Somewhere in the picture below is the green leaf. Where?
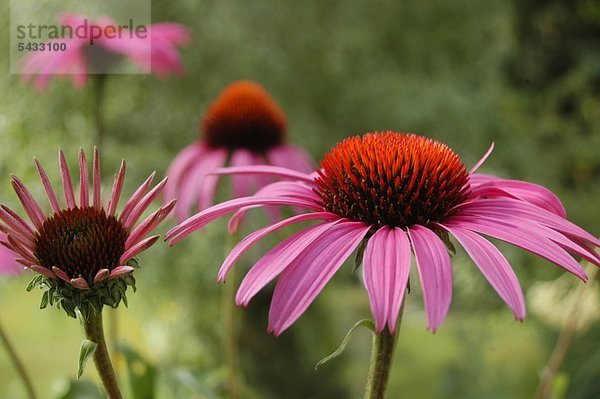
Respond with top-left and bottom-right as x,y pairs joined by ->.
315,319 -> 375,370
26,275 -> 42,292
77,339 -> 97,379
57,378 -> 103,399
40,290 -> 49,309
118,344 -> 156,399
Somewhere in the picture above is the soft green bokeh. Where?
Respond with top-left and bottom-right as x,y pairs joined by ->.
1,0 -> 599,398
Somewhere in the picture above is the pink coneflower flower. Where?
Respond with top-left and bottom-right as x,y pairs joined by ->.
0,233 -> 22,275
0,147 -> 174,317
22,13 -> 190,90
166,132 -> 600,336
165,80 -> 315,222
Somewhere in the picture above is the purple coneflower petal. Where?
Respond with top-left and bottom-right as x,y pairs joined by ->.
236,221 -> 339,306
230,149 -> 256,199
92,147 -> 101,209
167,195 -> 323,245
218,212 -> 335,283
363,227 -> 411,333
120,171 -> 156,223
52,266 -> 71,283
70,277 -> 89,289
59,149 -> 76,209
108,160 -> 126,216
3,236 -> 37,265
268,221 -> 370,335
29,265 -> 55,278
93,268 -> 110,284
408,225 -> 453,332
440,224 -> 526,320
126,200 -> 176,249
469,142 -> 494,174
123,177 -> 168,230
34,158 -> 61,213
267,145 -> 315,174
164,142 -> 205,202
198,151 -> 228,211
446,215 -> 587,280
11,176 -> 46,230
119,235 -> 160,264
0,206 -> 35,238
78,149 -> 89,207
211,165 -> 314,184
109,265 -> 135,279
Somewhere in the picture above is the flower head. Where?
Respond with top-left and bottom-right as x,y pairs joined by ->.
0,147 -> 174,318
22,14 -> 190,90
165,80 -> 314,222
166,131 -> 600,335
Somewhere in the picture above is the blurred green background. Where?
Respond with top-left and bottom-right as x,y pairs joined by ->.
1,0 -> 600,398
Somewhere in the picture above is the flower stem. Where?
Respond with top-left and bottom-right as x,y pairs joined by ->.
0,316 -> 37,399
364,306 -> 403,399
222,230 -> 241,399
93,74 -> 106,149
534,263 -> 599,399
83,312 -> 122,399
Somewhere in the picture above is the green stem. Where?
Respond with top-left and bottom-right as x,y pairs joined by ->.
0,316 -> 37,399
364,307 -> 403,399
93,74 -> 106,149
222,231 -> 241,399
83,312 -> 122,399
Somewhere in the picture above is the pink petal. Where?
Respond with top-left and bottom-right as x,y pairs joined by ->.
211,165 -> 315,184
167,195 -> 323,245
407,225 -> 453,332
267,145 -> 315,174
109,265 -> 135,279
93,147 -> 102,209
30,265 -> 56,279
5,234 -> 37,265
197,149 -> 228,212
93,268 -> 110,284
0,206 -> 35,239
126,200 -> 176,249
70,277 -> 89,289
34,158 -> 61,213
218,212 -> 336,283
52,266 -> 71,283
78,149 -> 89,208
363,227 -> 411,333
108,160 -> 127,216
11,176 -> 46,230
230,149 -> 256,199
119,235 -> 159,264
123,177 -> 168,230
267,221 -> 370,335
119,171 -> 156,223
469,142 -> 495,174
441,224 -> 526,320
59,149 -> 76,209
164,142 -> 204,202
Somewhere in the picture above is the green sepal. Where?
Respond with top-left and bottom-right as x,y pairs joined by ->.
315,319 -> 375,370
437,231 -> 456,255
77,339 -> 98,379
353,238 -> 369,273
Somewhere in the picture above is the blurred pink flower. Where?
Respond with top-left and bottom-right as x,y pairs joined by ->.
165,80 -> 315,223
166,132 -> 600,336
22,13 -> 190,90
0,147 -> 174,290
0,232 -> 22,275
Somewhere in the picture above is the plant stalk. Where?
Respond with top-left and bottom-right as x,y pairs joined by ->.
0,316 -> 38,399
93,74 -> 106,149
222,230 -> 241,399
83,312 -> 122,399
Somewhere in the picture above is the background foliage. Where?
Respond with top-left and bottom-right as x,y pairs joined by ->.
1,0 -> 599,398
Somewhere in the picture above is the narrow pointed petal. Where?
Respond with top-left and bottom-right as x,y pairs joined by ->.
218,212 -> 335,283
0,205 -> 35,237
93,268 -> 110,284
363,227 -> 411,333
108,160 -> 127,216
164,142 -> 204,202
59,149 -> 76,209
123,177 -> 168,230
93,147 -> 101,209
442,224 -> 526,320
30,265 -> 56,279
52,266 -> 71,283
469,142 -> 494,174
5,234 -> 37,264
230,149 -> 256,198
119,235 -> 160,264
236,221 -> 339,306
34,158 -> 61,212
109,265 -> 135,279
119,171 -> 156,223
407,225 -> 453,332
198,150 -> 227,211
126,200 -> 176,249
166,195 -> 322,245
211,165 -> 315,183
11,176 -> 45,229
268,221 -> 370,335
78,148 -> 89,208
70,277 -> 89,289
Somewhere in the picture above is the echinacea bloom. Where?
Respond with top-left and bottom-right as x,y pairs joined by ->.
22,13 -> 190,90
164,80 -> 314,222
0,147 -> 175,318
167,132 -> 600,335
0,233 -> 22,275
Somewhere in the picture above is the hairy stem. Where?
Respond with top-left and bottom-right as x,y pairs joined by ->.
364,306 -> 403,399
0,316 -> 37,399
83,312 -> 122,399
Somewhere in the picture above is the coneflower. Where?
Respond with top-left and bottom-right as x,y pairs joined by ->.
166,131 -> 600,399
0,147 -> 174,399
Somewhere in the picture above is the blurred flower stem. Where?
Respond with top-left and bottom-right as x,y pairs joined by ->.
83,312 -> 122,399
364,305 -> 403,399
93,74 -> 107,150
0,316 -> 38,399
534,262 -> 599,399
222,230 -> 241,399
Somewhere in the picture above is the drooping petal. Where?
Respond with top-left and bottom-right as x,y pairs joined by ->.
109,265 -> 135,279
10,176 -> 46,230
30,265 -> 56,279
267,145 -> 315,174
59,149 -> 76,209
211,165 -> 315,184
0,205 -> 35,238
362,227 -> 411,333
218,212 -> 335,283
407,225 -> 453,332
268,221 -> 370,335
440,224 -> 526,320
197,150 -> 228,211
164,142 -> 205,202
230,149 -> 256,198
34,158 -> 61,213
